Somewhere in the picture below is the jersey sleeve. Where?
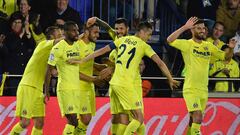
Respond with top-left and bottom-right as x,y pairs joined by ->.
48,46 -> 61,66
210,44 -> 225,61
169,39 -> 190,52
144,43 -> 156,58
108,28 -> 117,40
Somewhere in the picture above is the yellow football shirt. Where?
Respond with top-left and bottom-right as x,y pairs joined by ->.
206,37 -> 225,64
77,40 -> 95,90
109,36 -> 156,87
169,39 -> 225,91
19,40 -> 55,91
209,59 -> 239,92
48,40 -> 80,90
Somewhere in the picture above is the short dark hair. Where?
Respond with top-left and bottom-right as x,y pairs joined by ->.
221,44 -> 229,51
115,18 -> 128,27
213,21 -> 225,29
84,22 -> 99,31
45,26 -> 59,40
63,21 -> 77,31
137,21 -> 152,31
194,19 -> 205,26
17,0 -> 31,6
8,12 -> 24,25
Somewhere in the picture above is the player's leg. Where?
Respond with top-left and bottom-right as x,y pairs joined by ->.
183,91 -> 203,135
57,90 -> 80,135
32,117 -> 44,135
31,89 -> 45,135
111,85 -> 143,135
136,86 -> 145,135
75,90 -> 92,135
124,109 -> 143,135
10,117 -> 30,135
64,114 -> 78,135
10,85 -> 33,134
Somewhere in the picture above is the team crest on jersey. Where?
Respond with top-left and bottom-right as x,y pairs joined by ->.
193,103 -> 198,108
203,46 -> 208,51
82,107 -> 87,112
68,106 -> 74,111
22,109 -> 27,115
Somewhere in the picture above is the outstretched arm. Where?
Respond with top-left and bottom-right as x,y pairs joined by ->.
151,54 -> 180,90
167,17 -> 198,43
68,45 -> 112,64
225,38 -> 237,60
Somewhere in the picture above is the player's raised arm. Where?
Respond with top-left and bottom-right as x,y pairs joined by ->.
225,38 -> 237,60
167,17 -> 198,43
68,45 -> 112,64
151,54 -> 180,90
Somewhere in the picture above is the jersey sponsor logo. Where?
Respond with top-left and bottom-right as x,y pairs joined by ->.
67,52 -> 80,58
193,49 -> 210,57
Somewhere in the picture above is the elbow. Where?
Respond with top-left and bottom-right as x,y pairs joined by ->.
166,37 -> 172,44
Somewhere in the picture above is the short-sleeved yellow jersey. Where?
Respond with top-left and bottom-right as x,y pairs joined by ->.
206,37 -> 225,64
20,40 -> 55,91
109,36 -> 156,87
169,39 -> 225,91
48,40 -> 80,90
209,59 -> 239,92
77,40 -> 96,90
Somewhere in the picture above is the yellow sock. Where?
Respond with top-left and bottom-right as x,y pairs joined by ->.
116,123 -> 127,135
186,126 -> 191,135
10,123 -> 24,135
136,123 -> 145,135
124,119 -> 141,135
75,120 -> 87,135
31,127 -> 43,135
191,123 -> 201,135
63,124 -> 75,135
111,123 -> 118,135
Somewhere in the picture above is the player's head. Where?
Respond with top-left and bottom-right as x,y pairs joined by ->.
114,18 -> 129,38
84,23 -> 100,43
221,44 -> 233,60
212,22 -> 225,40
191,19 -> 206,40
45,26 -> 62,40
136,21 -> 153,42
63,21 -> 79,42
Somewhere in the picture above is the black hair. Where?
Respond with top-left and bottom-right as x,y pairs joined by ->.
8,12 -> 24,25
63,21 -> 77,31
115,18 -> 128,27
212,21 -> 225,29
221,44 -> 229,51
137,21 -> 152,32
83,22 -> 99,31
194,19 -> 205,25
45,26 -> 59,40
17,0 -> 31,6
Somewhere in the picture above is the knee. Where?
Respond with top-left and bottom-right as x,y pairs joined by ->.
192,111 -> 203,124
112,114 -> 120,124
20,118 -> 30,128
131,111 -> 144,124
34,119 -> 44,129
65,114 -> 78,127
80,114 -> 92,126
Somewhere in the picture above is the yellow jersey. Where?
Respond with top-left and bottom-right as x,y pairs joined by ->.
77,40 -> 95,91
206,37 -> 225,64
170,39 -> 225,91
209,59 -> 239,92
109,36 -> 156,87
19,40 -> 55,90
48,40 -> 80,90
